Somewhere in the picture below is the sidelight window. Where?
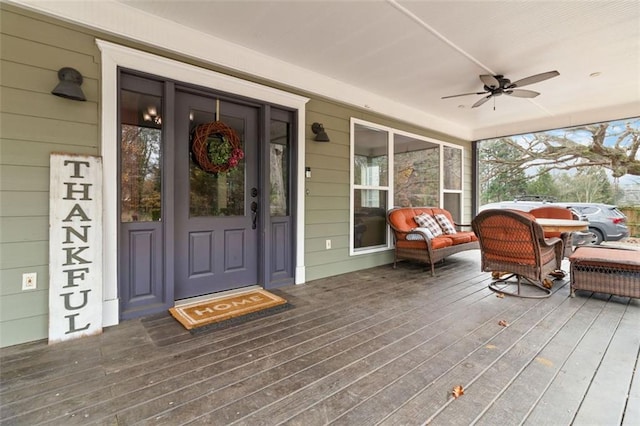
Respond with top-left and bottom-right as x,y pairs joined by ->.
120,89 -> 162,222
270,118 -> 290,216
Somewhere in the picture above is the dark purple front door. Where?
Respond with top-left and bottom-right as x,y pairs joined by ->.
174,91 -> 260,299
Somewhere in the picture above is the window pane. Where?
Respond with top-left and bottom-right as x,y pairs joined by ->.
393,134 -> 440,207
443,192 -> 461,222
354,124 -> 388,186
189,111 -> 245,217
120,90 -> 162,222
354,189 -> 387,249
270,119 -> 289,216
443,146 -> 462,190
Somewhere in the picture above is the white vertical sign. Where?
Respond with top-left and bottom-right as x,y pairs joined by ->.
49,154 -> 103,344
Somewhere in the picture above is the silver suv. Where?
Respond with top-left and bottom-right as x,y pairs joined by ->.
558,203 -> 629,244
479,200 -> 629,244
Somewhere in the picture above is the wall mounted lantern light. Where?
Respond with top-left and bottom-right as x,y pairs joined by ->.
311,122 -> 330,142
51,67 -> 86,101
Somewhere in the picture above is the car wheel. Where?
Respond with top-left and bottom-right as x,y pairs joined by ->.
590,228 -> 604,245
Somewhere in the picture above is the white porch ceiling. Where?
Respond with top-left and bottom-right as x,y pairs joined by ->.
14,0 -> 640,140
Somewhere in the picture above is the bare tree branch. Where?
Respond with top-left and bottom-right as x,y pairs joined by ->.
482,119 -> 640,178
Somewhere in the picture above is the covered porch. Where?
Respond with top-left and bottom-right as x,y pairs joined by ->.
2,251 -> 638,425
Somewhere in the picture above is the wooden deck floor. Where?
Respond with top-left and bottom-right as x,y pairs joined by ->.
1,251 -> 639,425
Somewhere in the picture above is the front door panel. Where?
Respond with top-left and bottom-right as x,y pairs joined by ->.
174,91 -> 259,299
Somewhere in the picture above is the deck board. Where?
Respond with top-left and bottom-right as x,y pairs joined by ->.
524,294 -> 635,425
623,346 -> 640,426
213,285 -> 496,425
0,252 -> 638,426
473,292 -> 606,425
423,285 -> 589,425
572,300 -> 640,425
374,282 -> 574,425
279,288 -> 527,426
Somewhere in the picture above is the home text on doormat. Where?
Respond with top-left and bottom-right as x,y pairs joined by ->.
169,289 -> 287,330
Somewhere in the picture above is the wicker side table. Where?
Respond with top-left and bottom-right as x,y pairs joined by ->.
569,247 -> 640,299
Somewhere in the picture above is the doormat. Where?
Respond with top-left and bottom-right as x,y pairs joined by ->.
169,289 -> 288,332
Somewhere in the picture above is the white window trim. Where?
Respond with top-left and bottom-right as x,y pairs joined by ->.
96,40 -> 309,327
350,119 -> 392,256
349,118 -> 464,256
440,143 -> 465,210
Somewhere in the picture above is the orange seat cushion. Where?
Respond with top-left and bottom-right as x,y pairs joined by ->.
446,233 -> 472,244
396,236 -> 453,250
429,236 -> 455,249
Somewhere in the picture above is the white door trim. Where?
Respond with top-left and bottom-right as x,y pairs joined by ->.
96,40 -> 308,327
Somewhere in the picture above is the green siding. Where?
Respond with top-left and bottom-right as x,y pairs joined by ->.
1,86 -> 98,124
0,4 -> 472,348
0,192 -> 49,217
0,34 -> 99,80
1,5 -> 100,347
0,265 -> 49,296
305,252 -> 393,282
306,209 -> 349,224
1,138 -> 98,166
0,113 -> 98,146
0,315 -> 48,348
0,217 -> 49,243
0,164 -> 50,191
0,289 -> 48,322
0,241 -> 48,270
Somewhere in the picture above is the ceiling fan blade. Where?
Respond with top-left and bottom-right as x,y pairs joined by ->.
441,91 -> 487,99
505,89 -> 540,98
480,74 -> 500,89
510,70 -> 559,88
472,95 -> 492,108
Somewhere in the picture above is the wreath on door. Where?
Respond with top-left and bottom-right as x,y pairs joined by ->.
191,121 -> 244,174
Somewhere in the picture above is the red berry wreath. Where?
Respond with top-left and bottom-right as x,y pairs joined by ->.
191,121 -> 244,174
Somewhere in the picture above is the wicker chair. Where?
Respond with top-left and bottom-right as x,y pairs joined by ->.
529,206 -> 577,257
472,209 -> 564,298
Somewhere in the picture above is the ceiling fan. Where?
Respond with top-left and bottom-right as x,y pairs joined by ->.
442,70 -> 560,108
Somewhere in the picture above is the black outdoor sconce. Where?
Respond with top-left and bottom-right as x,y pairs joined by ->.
51,67 -> 86,101
311,122 -> 330,142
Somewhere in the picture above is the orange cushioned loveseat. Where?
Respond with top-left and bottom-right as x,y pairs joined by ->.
386,207 -> 479,276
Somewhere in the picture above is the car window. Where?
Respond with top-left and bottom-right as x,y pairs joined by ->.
573,206 -> 598,215
609,208 -> 626,218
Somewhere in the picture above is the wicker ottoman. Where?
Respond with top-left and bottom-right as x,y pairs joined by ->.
569,247 -> 640,298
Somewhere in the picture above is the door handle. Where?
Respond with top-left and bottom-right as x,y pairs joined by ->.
251,201 -> 258,229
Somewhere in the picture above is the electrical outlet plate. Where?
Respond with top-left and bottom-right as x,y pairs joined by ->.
22,272 -> 37,290
326,239 -> 332,250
